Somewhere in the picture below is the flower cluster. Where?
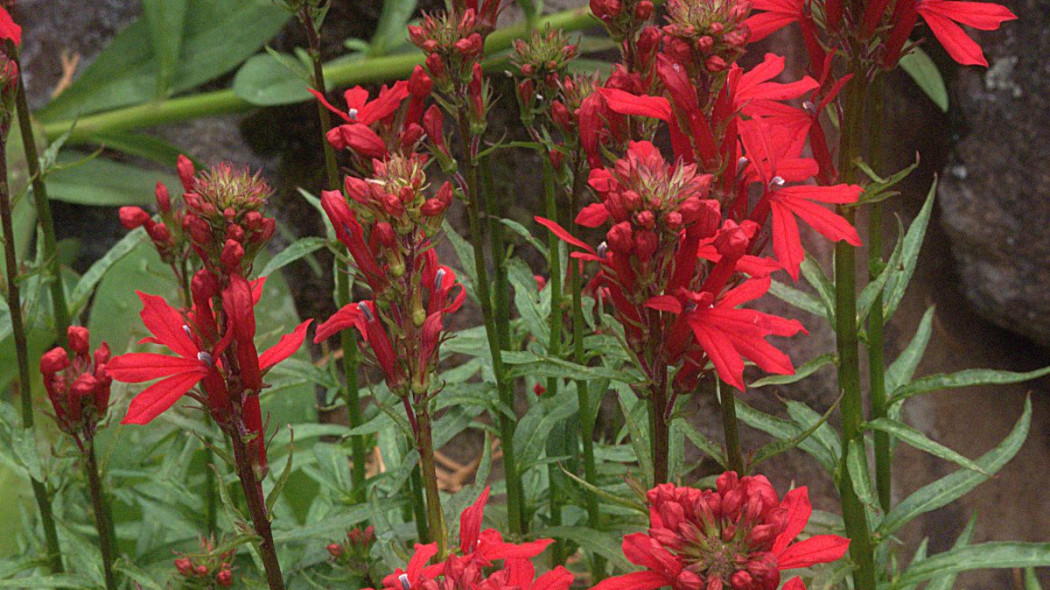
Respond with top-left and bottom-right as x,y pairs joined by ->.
365,488 -> 572,590
511,28 -> 579,126
663,0 -> 752,80
327,525 -> 377,580
173,536 -> 236,589
40,327 -> 112,450
595,473 -> 850,590
108,160 -> 309,476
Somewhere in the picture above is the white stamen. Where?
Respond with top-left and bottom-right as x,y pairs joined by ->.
597,241 -> 608,259
183,324 -> 193,338
358,302 -> 374,322
399,573 -> 411,590
434,269 -> 446,291
769,176 -> 785,190
197,351 -> 214,366
347,108 -> 359,120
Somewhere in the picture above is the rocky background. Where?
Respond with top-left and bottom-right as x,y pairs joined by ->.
11,0 -> 1050,586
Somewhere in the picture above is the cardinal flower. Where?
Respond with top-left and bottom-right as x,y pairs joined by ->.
592,473 -> 850,590
916,0 -> 1016,67
109,290 -> 310,425
0,4 -> 20,46
310,82 -> 410,157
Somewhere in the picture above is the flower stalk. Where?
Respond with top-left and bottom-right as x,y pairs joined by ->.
719,381 -> 745,474
84,440 -> 118,590
230,424 -> 286,590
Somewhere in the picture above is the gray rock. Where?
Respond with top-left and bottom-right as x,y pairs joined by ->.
939,0 -> 1050,347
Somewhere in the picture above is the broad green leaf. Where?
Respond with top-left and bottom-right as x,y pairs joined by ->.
508,257 -> 549,347
233,52 -> 314,106
39,0 -> 292,122
504,350 -> 640,383
87,132 -> 189,166
143,0 -> 189,96
768,279 -> 828,320
923,514 -> 977,590
894,543 -> 1050,588
47,153 -> 180,206
889,366 -> 1050,406
883,180 -> 936,321
885,306 -> 935,393
370,0 -> 419,56
258,236 -> 327,278
899,48 -> 949,113
69,227 -> 145,318
878,397 -> 1030,537
750,353 -> 835,388
865,417 -> 987,475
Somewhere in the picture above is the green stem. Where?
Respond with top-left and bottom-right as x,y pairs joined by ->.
408,464 -> 431,543
204,443 -> 218,534
231,426 -> 285,590
302,4 -> 368,503
647,377 -> 670,485
719,383 -> 744,474
864,76 -> 892,513
0,118 -> 64,574
15,57 -> 70,349
40,6 -> 600,143
414,408 -> 448,558
456,113 -> 524,535
835,61 -> 877,590
85,441 -> 118,590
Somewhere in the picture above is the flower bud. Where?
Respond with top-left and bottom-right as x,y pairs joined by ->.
119,206 -> 151,230
408,65 -> 433,97
221,239 -> 245,273
634,230 -> 658,261
68,326 -> 91,356
176,155 -> 196,192
635,1 -> 653,21
154,182 -> 171,213
175,558 -> 193,576
607,222 -> 634,253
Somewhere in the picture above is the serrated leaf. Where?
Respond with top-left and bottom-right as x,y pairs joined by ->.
784,398 -> 842,461
514,388 -> 578,473
266,427 -> 295,512
768,279 -> 828,320
143,0 -> 189,96
616,389 -> 653,486
889,366 -> 1050,406
865,417 -> 987,475
899,47 -> 948,113
750,353 -> 835,388
507,257 -> 549,347
923,514 -> 977,590
894,543 -> 1050,588
258,237 -> 327,278
371,0 -> 418,56
504,351 -> 640,383
877,397 -> 1030,537
883,179 -> 935,321
885,306 -> 935,394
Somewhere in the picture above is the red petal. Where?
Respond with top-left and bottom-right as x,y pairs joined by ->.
534,216 -> 596,253
743,12 -> 799,41
690,320 -> 746,391
598,87 -> 672,122
774,486 -> 813,554
0,6 -> 20,45
260,320 -> 313,370
920,9 -> 989,66
307,88 -> 351,123
138,291 -> 198,359
575,203 -> 610,228
406,543 -> 438,582
770,201 -> 804,280
782,576 -> 807,590
533,566 -> 574,590
777,534 -> 851,569
460,486 -> 490,553
782,195 -> 863,245
121,371 -> 205,425
920,0 -> 1016,29
107,353 -> 205,383
644,295 -> 683,314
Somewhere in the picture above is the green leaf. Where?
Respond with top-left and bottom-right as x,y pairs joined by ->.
800,256 -> 834,319
750,353 -> 835,388
38,0 -> 292,122
855,155 -> 920,206
857,216 -> 904,326
112,559 -> 165,590
673,417 -> 727,468
894,543 -> 1050,589
508,257 -> 549,347
846,439 -> 879,513
47,153 -> 181,206
143,0 -> 189,96
233,52 -> 314,106
536,526 -> 633,572
924,514 -> 977,590
883,179 -> 936,321
616,388 -> 653,486
0,575 -> 97,588
736,398 -> 838,474
504,350 -> 640,383
768,279 -> 828,320
266,427 -> 295,512
889,366 -> 1050,407
784,398 -> 842,461
1025,567 -> 1045,590
69,227 -> 146,318
370,0 -> 419,56
885,306 -> 935,394
877,397 -> 1031,537
514,387 -> 578,472
258,236 -> 327,278
86,132 -> 189,166
442,220 -> 477,300
865,417 -> 988,475
518,0 -> 545,29
500,217 -> 548,260
899,47 -> 949,113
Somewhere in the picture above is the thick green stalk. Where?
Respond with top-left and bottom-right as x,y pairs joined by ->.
835,62 -> 877,590
85,441 -> 118,590
0,131 -> 63,574
408,465 -> 431,543
414,409 -> 448,558
864,76 -> 892,513
719,384 -> 744,474
456,114 -> 524,536
301,5 -> 368,502
647,374 -> 670,485
40,6 -> 600,143
15,59 -> 70,349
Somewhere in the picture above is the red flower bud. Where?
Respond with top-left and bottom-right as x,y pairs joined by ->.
634,230 -> 658,261
174,558 -> 193,576
635,0 -> 653,20
705,55 -> 728,73
533,383 -> 546,396
225,223 -> 245,243
327,543 -> 344,558
40,347 -> 70,376
154,182 -> 171,213
119,206 -> 151,230
550,100 -> 573,130
374,222 -> 397,248
68,326 -> 90,356
176,155 -> 196,192
147,222 -> 172,245
408,65 -> 433,97
216,569 -> 233,587
607,222 -> 634,253
635,210 -> 655,229
425,53 -> 446,80
221,239 -> 245,273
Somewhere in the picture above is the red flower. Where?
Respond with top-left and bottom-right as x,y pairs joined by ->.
310,82 -> 410,157
109,290 -> 310,425
40,327 -> 112,449
0,5 -> 21,45
592,473 -> 850,590
686,277 -> 806,392
917,0 -> 1016,67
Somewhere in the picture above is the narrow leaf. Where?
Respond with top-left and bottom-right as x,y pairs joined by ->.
750,353 -> 835,388
899,47 -> 949,112
258,237 -> 327,278
883,180 -> 936,321
924,514 -> 977,590
865,417 -> 988,475
895,543 -> 1050,588
768,279 -> 828,319
370,0 -> 419,56
889,366 -> 1050,406
885,306 -> 935,393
